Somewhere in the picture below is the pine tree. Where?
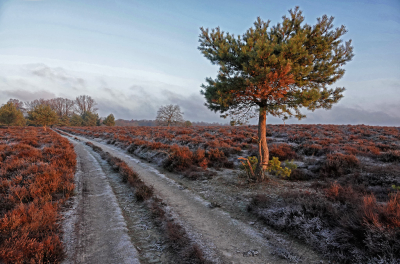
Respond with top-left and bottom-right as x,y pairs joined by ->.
28,105 -> 58,131
70,113 -> 83,126
103,114 -> 115,126
0,102 -> 25,127
81,111 -> 98,126
198,7 -> 354,181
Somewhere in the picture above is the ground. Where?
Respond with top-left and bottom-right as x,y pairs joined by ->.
59,130 -> 325,264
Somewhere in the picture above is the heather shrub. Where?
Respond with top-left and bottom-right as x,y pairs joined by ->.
321,153 -> 359,177
287,168 -> 312,181
193,149 -> 208,169
0,128 -> 75,264
206,148 -> 229,168
269,143 -> 297,160
248,184 -> 400,263
379,150 -> 400,163
343,145 -> 358,155
163,145 -> 193,171
134,184 -> 153,201
301,143 -> 324,156
127,139 -> 148,153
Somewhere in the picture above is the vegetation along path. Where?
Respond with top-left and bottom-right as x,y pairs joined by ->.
59,130 -> 323,264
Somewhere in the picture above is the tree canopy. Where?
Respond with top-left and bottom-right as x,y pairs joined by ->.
103,114 -> 116,126
28,105 -> 58,131
0,102 -> 25,127
81,111 -> 99,126
70,113 -> 83,126
198,7 -> 354,180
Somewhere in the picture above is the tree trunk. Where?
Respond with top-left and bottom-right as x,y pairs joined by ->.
255,107 -> 269,181
43,125 -> 46,131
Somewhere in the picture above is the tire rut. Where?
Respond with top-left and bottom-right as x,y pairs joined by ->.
86,142 -> 176,263
62,132 -> 295,264
61,140 -> 140,264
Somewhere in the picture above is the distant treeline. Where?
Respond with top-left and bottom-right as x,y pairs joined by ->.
115,119 -> 228,127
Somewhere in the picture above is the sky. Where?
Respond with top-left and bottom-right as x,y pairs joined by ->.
0,0 -> 399,126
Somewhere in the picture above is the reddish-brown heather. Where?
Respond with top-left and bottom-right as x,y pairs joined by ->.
0,127 -> 76,264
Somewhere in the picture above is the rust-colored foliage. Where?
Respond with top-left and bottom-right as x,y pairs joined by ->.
269,143 -> 297,160
163,144 -> 194,171
60,124 -> 400,181
0,127 -> 76,264
58,125 -> 400,262
321,153 -> 359,177
363,193 -> 400,229
193,149 -> 208,169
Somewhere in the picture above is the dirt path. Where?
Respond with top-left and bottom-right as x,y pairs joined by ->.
60,132 -> 306,264
61,140 -> 140,264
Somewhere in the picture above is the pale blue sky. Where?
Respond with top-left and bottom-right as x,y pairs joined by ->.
0,0 -> 399,125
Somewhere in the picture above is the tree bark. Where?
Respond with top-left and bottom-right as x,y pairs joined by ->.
255,107 -> 269,181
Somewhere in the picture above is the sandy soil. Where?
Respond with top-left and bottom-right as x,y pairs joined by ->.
60,131 -> 324,264
61,139 -> 140,264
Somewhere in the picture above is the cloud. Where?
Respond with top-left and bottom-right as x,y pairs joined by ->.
28,64 -> 86,90
3,89 -> 56,102
0,62 -> 398,126
96,83 -> 160,119
162,90 -> 226,122
97,98 -> 157,120
280,105 -> 400,126
95,87 -> 225,122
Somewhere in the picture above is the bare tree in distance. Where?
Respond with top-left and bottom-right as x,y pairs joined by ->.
75,95 -> 98,115
156,104 -> 184,127
48,98 -> 75,117
25,99 -> 50,112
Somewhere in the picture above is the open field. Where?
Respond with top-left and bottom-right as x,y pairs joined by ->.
60,124 -> 400,263
2,125 -> 399,263
59,129 -> 322,264
0,127 -> 76,263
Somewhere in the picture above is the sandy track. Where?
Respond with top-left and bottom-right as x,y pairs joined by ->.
61,140 -> 140,264
62,132 -> 293,264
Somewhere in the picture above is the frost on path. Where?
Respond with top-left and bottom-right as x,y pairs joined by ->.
61,141 -> 140,264
66,134 -> 297,264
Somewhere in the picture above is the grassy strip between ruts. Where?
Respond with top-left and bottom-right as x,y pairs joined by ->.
85,141 -> 212,264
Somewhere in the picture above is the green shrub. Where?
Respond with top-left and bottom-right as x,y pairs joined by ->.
239,156 -> 296,178
267,157 -> 294,178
